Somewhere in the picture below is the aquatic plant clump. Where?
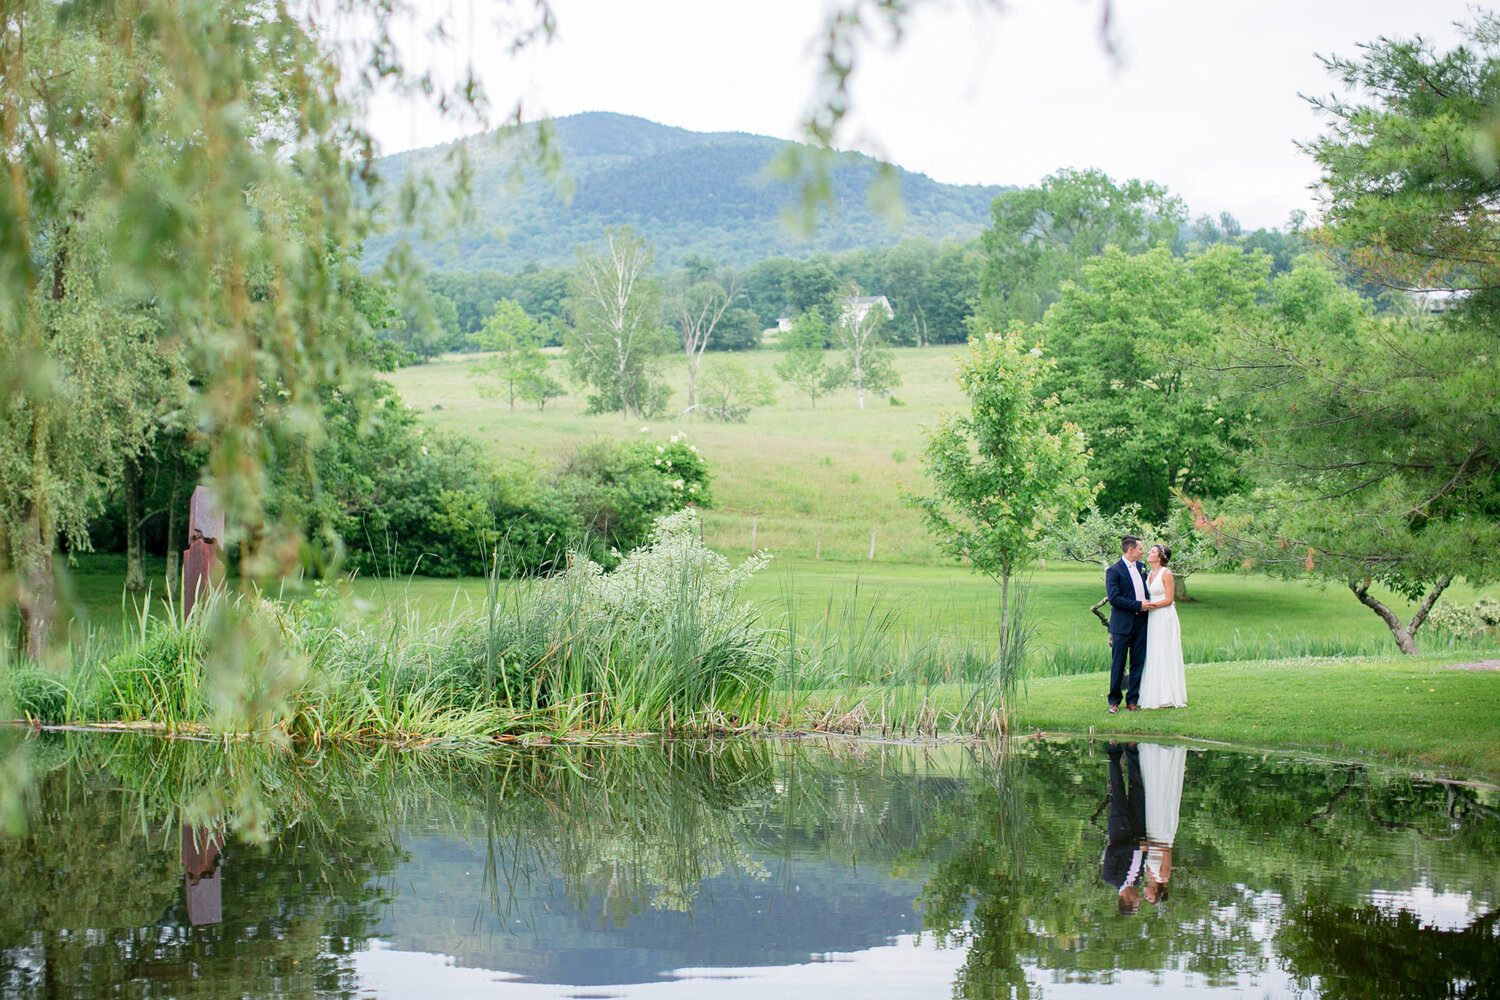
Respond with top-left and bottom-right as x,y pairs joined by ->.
483,507 -> 780,729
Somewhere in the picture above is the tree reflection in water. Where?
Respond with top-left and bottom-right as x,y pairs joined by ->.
0,732 -> 1494,998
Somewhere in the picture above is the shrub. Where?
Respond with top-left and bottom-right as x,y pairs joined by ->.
555,434 -> 712,566
483,508 -> 775,725
1426,600 -> 1500,642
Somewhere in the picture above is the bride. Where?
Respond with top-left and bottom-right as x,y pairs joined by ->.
1139,543 -> 1187,709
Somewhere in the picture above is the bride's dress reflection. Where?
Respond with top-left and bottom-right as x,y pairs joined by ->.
1139,743 -> 1186,906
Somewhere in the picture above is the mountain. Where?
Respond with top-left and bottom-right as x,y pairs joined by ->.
361,112 -> 1009,272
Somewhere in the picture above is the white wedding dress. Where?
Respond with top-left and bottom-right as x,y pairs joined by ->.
1140,743 -> 1187,883
1139,570 -> 1187,708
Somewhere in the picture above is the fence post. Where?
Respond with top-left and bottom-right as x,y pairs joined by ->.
181,485 -> 224,621
816,526 -> 822,560
751,515 -> 758,550
868,528 -> 876,561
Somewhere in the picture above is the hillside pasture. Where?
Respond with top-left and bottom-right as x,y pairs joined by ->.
389,344 -> 974,563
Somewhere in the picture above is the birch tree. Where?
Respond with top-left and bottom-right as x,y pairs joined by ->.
671,269 -> 738,411
566,228 -> 674,420
830,288 -> 899,409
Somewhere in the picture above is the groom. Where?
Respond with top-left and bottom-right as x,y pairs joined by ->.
1105,534 -> 1149,713
1102,741 -> 1147,914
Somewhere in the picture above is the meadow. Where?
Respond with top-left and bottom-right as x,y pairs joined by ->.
388,344 -> 973,563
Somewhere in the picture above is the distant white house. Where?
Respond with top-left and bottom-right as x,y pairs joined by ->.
841,294 -> 895,326
1410,288 -> 1468,313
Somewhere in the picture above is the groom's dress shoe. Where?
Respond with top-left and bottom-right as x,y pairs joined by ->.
1108,704 -> 1120,714
1126,704 -> 1141,711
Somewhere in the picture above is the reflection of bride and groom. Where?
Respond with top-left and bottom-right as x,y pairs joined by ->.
1106,534 -> 1187,713
1102,742 -> 1186,916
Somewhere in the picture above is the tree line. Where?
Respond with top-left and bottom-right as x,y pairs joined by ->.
907,15 -> 1500,654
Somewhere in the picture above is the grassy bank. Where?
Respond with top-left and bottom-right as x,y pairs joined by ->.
794,654 -> 1500,776
1018,654 -> 1500,776
14,516 -> 1499,767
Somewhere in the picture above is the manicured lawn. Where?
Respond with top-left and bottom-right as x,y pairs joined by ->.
1013,654 -> 1500,776
57,554 -> 1499,659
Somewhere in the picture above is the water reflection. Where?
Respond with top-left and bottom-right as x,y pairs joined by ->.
181,824 -> 223,926
0,732 -> 1494,999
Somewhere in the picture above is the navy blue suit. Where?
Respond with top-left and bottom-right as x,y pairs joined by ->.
1105,557 -> 1149,707
1102,743 -> 1146,889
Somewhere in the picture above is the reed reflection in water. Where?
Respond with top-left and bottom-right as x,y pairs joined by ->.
0,731 -> 1494,998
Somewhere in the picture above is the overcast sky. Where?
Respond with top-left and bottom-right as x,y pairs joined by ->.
361,0 -> 1478,231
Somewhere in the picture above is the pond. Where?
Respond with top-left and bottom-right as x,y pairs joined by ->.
0,732 -> 1495,999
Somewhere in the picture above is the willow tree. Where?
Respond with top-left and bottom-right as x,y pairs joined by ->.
0,0 -> 537,657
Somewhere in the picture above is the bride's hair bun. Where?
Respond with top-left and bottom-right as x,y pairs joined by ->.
1154,544 -> 1172,566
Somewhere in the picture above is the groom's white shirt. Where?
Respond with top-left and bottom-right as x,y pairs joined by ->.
1124,558 -> 1147,604
1122,847 -> 1144,891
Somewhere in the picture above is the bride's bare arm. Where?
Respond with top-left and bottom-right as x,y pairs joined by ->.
1161,569 -> 1175,606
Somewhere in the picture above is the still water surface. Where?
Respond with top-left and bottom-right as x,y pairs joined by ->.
0,732 -> 1495,998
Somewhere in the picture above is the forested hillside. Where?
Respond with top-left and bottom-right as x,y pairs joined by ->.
362,112 -> 1008,271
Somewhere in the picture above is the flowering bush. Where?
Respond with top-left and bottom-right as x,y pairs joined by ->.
1426,598 -> 1500,642
557,433 -> 713,567
562,506 -> 769,627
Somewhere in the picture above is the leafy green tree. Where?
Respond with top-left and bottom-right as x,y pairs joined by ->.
741,258 -> 798,327
470,299 -> 552,411
1038,245 -> 1267,519
903,330 -> 1098,641
696,360 -> 777,422
976,167 -> 1186,330
773,313 -> 845,408
566,228 -> 674,420
1194,16 -> 1500,651
1206,257 -> 1498,653
704,306 -> 762,352
782,258 -> 842,322
1304,14 -> 1500,300
393,287 -> 463,360
517,367 -> 566,411
924,239 -> 985,344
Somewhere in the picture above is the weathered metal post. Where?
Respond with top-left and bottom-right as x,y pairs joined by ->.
181,485 -> 224,621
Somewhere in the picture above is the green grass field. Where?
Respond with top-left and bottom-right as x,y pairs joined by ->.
63,555 -> 1497,662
